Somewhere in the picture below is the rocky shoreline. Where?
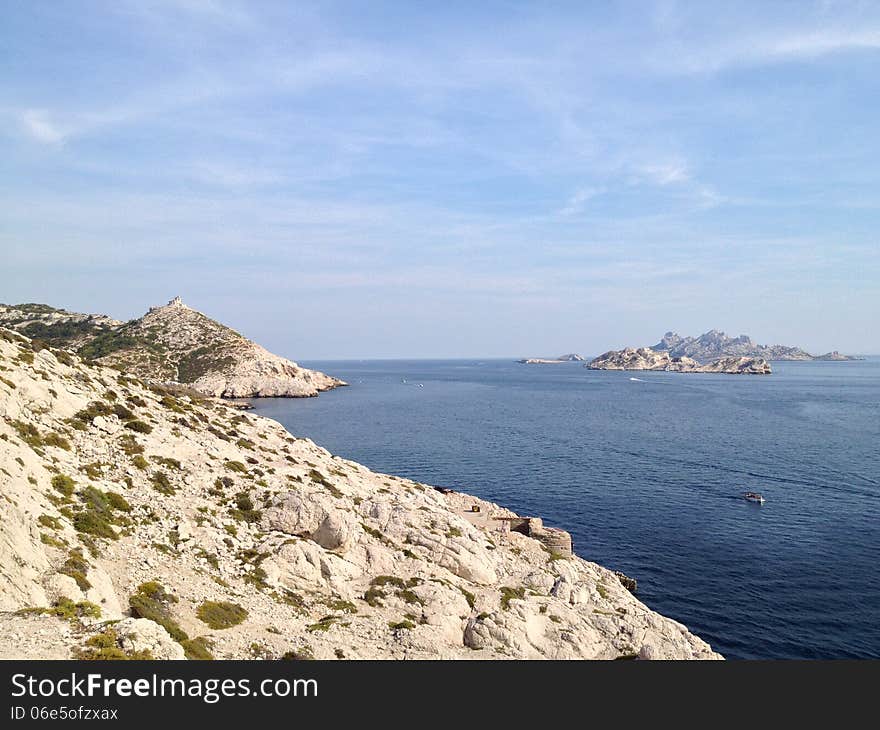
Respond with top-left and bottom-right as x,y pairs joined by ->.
0,327 -> 720,660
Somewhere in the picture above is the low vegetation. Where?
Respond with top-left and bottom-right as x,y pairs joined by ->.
196,601 -> 248,630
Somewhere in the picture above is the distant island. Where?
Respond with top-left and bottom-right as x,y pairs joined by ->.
651,330 -> 859,362
517,354 -> 585,364
588,347 -> 771,375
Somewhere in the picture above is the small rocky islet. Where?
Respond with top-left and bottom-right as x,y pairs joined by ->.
0,301 -> 720,660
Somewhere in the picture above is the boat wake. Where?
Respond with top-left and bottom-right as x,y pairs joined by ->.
629,377 -> 645,382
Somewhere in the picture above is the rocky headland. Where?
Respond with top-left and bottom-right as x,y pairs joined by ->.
0,326 -> 719,660
588,347 -> 771,375
0,297 -> 345,398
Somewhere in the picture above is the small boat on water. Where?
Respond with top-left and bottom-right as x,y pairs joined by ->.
743,491 -> 766,504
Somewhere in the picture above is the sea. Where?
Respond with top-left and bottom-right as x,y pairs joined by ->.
250,358 -> 880,659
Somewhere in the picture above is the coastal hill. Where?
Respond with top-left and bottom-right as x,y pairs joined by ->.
0,298 -> 344,398
652,330 -> 858,361
0,327 -> 719,659
589,347 -> 771,375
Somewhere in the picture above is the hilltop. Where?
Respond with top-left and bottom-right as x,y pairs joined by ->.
652,330 -> 858,362
0,298 -> 344,398
0,327 -> 719,660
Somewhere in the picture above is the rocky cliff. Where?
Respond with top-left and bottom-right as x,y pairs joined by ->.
1,298 -> 344,398
652,330 -> 857,361
0,327 -> 719,660
588,347 -> 771,374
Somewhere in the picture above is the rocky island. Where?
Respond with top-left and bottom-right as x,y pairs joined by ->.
652,330 -> 858,361
518,354 -> 586,364
0,297 -> 345,398
588,347 -> 771,375
0,325 -> 719,660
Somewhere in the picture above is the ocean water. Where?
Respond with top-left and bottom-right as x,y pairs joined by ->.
251,358 -> 880,659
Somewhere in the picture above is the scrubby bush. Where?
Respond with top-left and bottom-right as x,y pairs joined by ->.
51,474 -> 76,497
196,601 -> 247,629
181,636 -> 215,660
43,432 -> 71,451
150,471 -> 175,496
124,420 -> 152,434
128,582 -> 187,643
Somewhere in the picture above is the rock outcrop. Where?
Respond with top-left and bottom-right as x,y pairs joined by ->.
0,327 -> 720,660
1,298 -> 345,398
588,347 -> 771,374
652,330 -> 857,361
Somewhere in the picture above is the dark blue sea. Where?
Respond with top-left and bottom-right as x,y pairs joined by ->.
251,358 -> 880,659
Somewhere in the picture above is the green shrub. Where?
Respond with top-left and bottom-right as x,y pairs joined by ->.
196,601 -> 247,630
150,471 -> 175,496
38,514 -> 62,530
306,616 -> 340,632
11,420 -> 42,451
59,550 -> 91,591
125,420 -> 152,434
325,599 -> 358,614
73,511 -> 116,539
128,582 -> 187,642
105,491 -> 132,512
50,474 -> 75,498
229,492 -> 261,523
40,532 -> 66,548
132,454 -> 149,470
79,462 -> 103,479
75,628 -> 152,660
225,461 -> 248,474
181,636 -> 215,660
280,648 -> 314,660
72,401 -> 113,424
111,403 -> 134,420
39,596 -> 102,621
43,432 -> 71,451
388,620 -> 415,631
500,586 -> 526,610
363,586 -> 385,607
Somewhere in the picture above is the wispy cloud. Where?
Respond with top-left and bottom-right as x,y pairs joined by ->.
20,109 -> 66,144
635,161 -> 690,186
558,187 -> 602,216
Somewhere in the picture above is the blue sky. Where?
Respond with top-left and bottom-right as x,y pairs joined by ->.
2,1 -> 878,358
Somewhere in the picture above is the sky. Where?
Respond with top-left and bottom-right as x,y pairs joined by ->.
2,1 -> 878,358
